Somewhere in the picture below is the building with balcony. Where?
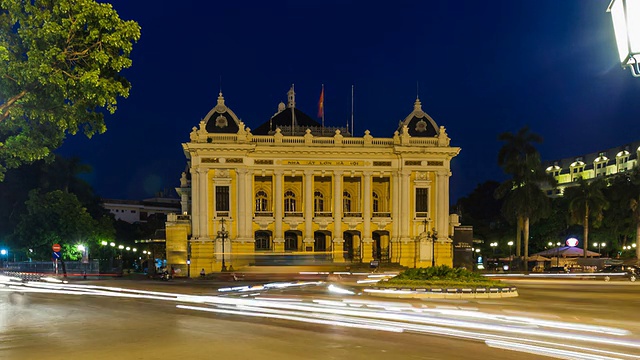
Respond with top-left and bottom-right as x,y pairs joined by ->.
542,140 -> 640,197
165,86 -> 461,275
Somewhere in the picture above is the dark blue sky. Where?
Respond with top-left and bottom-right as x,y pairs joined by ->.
58,0 -> 640,203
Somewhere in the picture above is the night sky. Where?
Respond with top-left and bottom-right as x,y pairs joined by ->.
57,0 -> 640,203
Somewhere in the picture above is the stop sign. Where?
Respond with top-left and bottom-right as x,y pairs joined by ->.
52,243 -> 61,252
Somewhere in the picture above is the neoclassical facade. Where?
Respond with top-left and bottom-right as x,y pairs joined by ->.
165,87 -> 460,275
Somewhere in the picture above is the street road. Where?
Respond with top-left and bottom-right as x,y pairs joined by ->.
0,275 -> 639,360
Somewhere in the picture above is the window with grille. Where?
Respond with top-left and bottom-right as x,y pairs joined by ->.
255,190 -> 268,212
215,186 -> 230,211
255,232 -> 270,251
314,191 -> 324,212
343,191 -> 352,213
284,190 -> 296,212
415,188 -> 428,213
285,235 -> 297,251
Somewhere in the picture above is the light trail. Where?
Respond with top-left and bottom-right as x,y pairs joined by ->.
2,277 -> 639,359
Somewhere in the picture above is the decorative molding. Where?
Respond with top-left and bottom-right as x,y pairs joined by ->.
373,161 -> 392,166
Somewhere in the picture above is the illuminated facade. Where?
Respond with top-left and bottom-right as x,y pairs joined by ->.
542,140 -> 640,197
165,87 -> 460,275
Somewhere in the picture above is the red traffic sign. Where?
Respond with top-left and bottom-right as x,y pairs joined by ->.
52,243 -> 61,252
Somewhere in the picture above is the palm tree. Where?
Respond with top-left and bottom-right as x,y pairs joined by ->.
625,168 -> 640,260
564,178 -> 609,258
495,127 -> 555,266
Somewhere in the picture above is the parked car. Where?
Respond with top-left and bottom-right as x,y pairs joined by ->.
598,265 -> 637,282
546,266 -> 570,273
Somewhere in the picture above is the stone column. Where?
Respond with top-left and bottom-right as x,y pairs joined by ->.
190,168 -> 200,238
244,170 -> 253,240
436,170 -> 449,240
391,172 -> 399,241
237,168 -> 246,239
400,170 -> 410,241
274,170 -> 284,242
199,168 -> 208,239
304,170 -> 314,243
333,170 -> 344,261
361,171 -> 373,262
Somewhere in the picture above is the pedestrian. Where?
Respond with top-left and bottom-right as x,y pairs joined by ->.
200,268 -> 206,278
171,266 -> 176,277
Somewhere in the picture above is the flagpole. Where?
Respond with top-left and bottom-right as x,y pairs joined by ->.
351,85 -> 354,136
322,84 -> 325,136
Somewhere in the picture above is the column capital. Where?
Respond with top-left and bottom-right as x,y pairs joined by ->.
333,170 -> 344,176
274,169 -> 284,176
436,169 -> 451,177
236,168 -> 248,175
363,171 -> 373,177
304,169 -> 314,176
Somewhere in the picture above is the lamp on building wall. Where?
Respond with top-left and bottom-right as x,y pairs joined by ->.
217,218 -> 229,272
608,0 -> 640,77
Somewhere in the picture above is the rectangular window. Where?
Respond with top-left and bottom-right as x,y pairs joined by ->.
415,188 -> 428,213
216,186 -> 230,211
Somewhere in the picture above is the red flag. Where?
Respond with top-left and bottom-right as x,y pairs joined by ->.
317,86 -> 324,118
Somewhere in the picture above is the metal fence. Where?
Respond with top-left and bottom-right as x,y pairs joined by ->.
2,260 -> 101,275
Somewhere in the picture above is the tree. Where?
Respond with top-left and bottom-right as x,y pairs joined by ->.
624,168 -> 640,260
11,189 -> 109,260
564,178 -> 609,259
495,127 -> 555,265
0,0 -> 140,180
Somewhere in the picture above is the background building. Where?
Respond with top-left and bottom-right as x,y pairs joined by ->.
165,87 -> 461,275
542,140 -> 640,197
101,194 -> 181,223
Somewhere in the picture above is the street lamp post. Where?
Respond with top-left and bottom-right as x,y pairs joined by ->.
607,0 -> 640,77
217,218 -> 229,272
0,249 -> 7,268
490,242 -> 498,255
508,241 -> 514,268
427,228 -> 438,267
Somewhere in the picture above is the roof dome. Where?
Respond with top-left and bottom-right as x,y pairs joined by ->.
203,92 -> 241,134
253,85 -> 323,135
397,98 -> 439,137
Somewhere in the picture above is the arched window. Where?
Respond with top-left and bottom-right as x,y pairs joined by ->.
255,231 -> 271,251
343,191 -> 352,213
284,190 -> 296,212
255,190 -> 268,212
372,192 -> 379,213
314,191 -> 324,212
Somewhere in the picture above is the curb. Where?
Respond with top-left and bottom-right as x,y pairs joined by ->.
364,286 -> 519,299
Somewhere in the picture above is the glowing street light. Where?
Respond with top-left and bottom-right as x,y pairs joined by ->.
77,244 -> 86,252
608,0 -> 640,76
118,245 -> 124,250
490,242 -> 498,254
101,241 -> 108,246
110,242 -> 116,247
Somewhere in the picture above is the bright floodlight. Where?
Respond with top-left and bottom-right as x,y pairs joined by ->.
132,248 -> 137,252
77,244 -> 86,252
126,247 -> 131,251
608,0 -> 640,76
101,241 -> 108,246
110,242 -> 116,247
507,241 -> 514,246
118,245 -> 124,249
0,249 -> 6,255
